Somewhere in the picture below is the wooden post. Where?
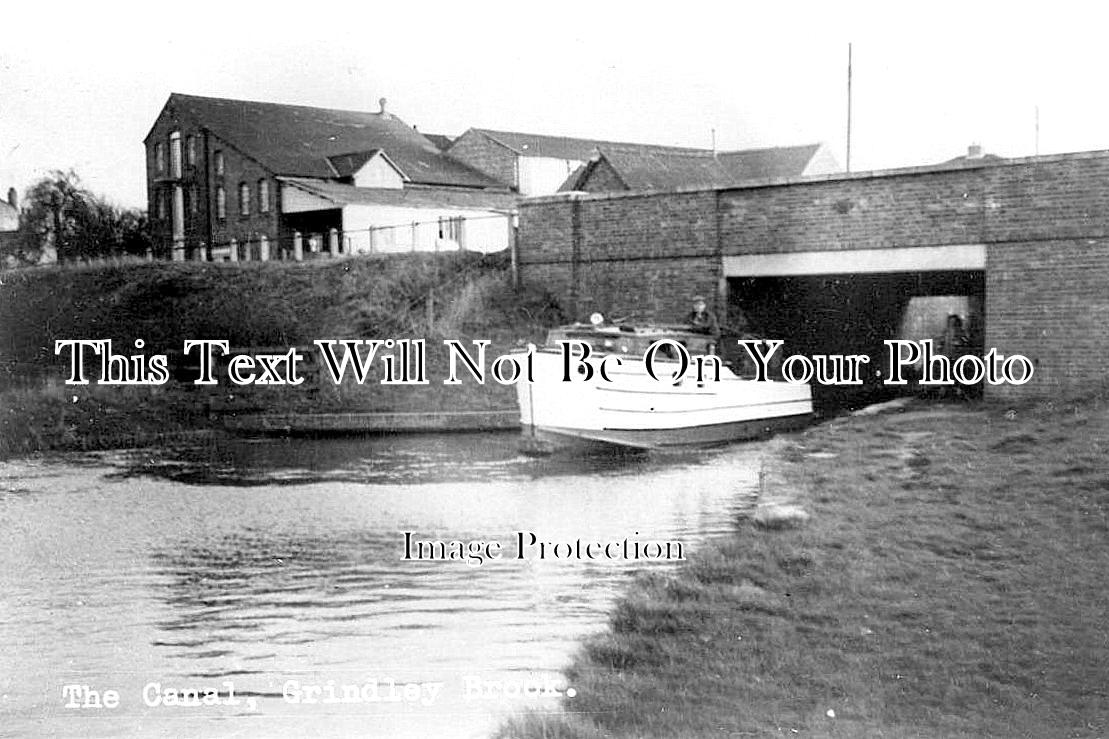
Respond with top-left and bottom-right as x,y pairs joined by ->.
293,231 -> 303,261
228,238 -> 238,262
328,228 -> 338,257
508,213 -> 519,290
259,235 -> 270,261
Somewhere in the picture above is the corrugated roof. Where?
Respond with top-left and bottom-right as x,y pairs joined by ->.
561,143 -> 828,191
164,94 -> 504,189
280,177 -> 519,211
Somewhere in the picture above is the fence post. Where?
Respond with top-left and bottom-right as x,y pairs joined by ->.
229,238 -> 238,262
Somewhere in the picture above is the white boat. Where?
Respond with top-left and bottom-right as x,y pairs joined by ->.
512,317 -> 813,450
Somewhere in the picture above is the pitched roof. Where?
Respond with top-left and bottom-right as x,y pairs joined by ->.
466,128 -> 705,161
422,133 -> 454,151
280,177 -> 519,212
162,93 -> 504,189
325,149 -> 408,180
561,143 -> 831,191
716,144 -> 825,181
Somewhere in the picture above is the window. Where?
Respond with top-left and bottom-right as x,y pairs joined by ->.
155,143 -> 165,173
214,151 -> 225,176
216,186 -> 226,219
186,135 -> 197,167
155,188 -> 166,219
169,132 -> 182,178
258,179 -> 270,213
238,182 -> 250,215
189,184 -> 199,216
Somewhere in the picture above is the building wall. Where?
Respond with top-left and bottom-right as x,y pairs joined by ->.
341,204 -> 509,255
352,156 -> 404,188
517,156 -> 583,196
145,106 -> 208,259
574,158 -> 629,193
445,131 -> 518,190
206,133 -> 280,258
145,102 -> 280,259
517,152 -> 1109,399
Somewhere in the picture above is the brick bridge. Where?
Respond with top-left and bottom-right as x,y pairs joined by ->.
516,150 -> 1109,400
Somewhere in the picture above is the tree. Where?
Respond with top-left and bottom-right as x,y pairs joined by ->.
17,170 -> 151,263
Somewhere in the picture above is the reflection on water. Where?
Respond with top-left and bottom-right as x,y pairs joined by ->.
0,432 -> 766,738
106,432 -> 670,486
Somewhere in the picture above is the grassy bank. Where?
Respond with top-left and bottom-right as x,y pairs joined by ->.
0,254 -> 563,457
502,397 -> 1109,738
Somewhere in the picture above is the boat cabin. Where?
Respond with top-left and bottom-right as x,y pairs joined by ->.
544,323 -> 718,358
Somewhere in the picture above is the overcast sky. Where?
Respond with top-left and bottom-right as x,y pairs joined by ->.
2,2 -> 1107,209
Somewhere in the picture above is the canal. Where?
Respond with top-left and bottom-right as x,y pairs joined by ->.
1,432 -> 768,737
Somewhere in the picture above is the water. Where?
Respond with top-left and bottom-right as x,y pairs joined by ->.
0,432 -> 767,738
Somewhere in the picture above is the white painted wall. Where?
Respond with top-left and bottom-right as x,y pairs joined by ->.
352,155 -> 405,188
282,185 -> 335,213
517,156 -> 583,195
340,204 -> 510,255
802,144 -> 842,176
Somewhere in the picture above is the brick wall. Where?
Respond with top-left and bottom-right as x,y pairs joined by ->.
985,238 -> 1109,398
445,131 -> 518,190
206,133 -> 280,258
577,158 -> 629,193
518,152 -> 1109,399
145,101 -> 279,260
146,105 -> 208,258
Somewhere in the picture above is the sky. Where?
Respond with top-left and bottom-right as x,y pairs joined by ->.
3,1 -> 1109,209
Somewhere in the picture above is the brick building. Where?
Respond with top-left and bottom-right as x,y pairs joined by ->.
516,149 -> 1109,400
143,94 -> 515,261
447,129 -> 839,196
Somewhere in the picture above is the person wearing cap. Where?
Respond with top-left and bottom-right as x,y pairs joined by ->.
688,295 -> 719,337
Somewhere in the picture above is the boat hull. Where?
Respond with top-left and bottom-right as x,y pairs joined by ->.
513,348 -> 813,451
522,412 -> 812,451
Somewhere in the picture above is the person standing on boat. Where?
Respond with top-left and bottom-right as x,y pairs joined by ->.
688,295 -> 720,337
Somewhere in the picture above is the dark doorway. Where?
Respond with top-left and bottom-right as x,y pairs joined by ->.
727,271 -> 985,413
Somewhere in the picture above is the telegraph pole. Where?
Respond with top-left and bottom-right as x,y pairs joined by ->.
846,42 -> 853,173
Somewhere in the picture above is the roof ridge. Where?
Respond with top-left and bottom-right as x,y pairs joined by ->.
170,92 -> 403,123
716,142 -> 823,156
472,127 -> 714,154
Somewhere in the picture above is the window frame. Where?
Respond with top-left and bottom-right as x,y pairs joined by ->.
169,132 -> 182,178
238,182 -> 251,216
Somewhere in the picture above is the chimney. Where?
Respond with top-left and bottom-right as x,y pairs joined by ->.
378,97 -> 389,119
6,187 -> 15,209
967,143 -> 984,159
